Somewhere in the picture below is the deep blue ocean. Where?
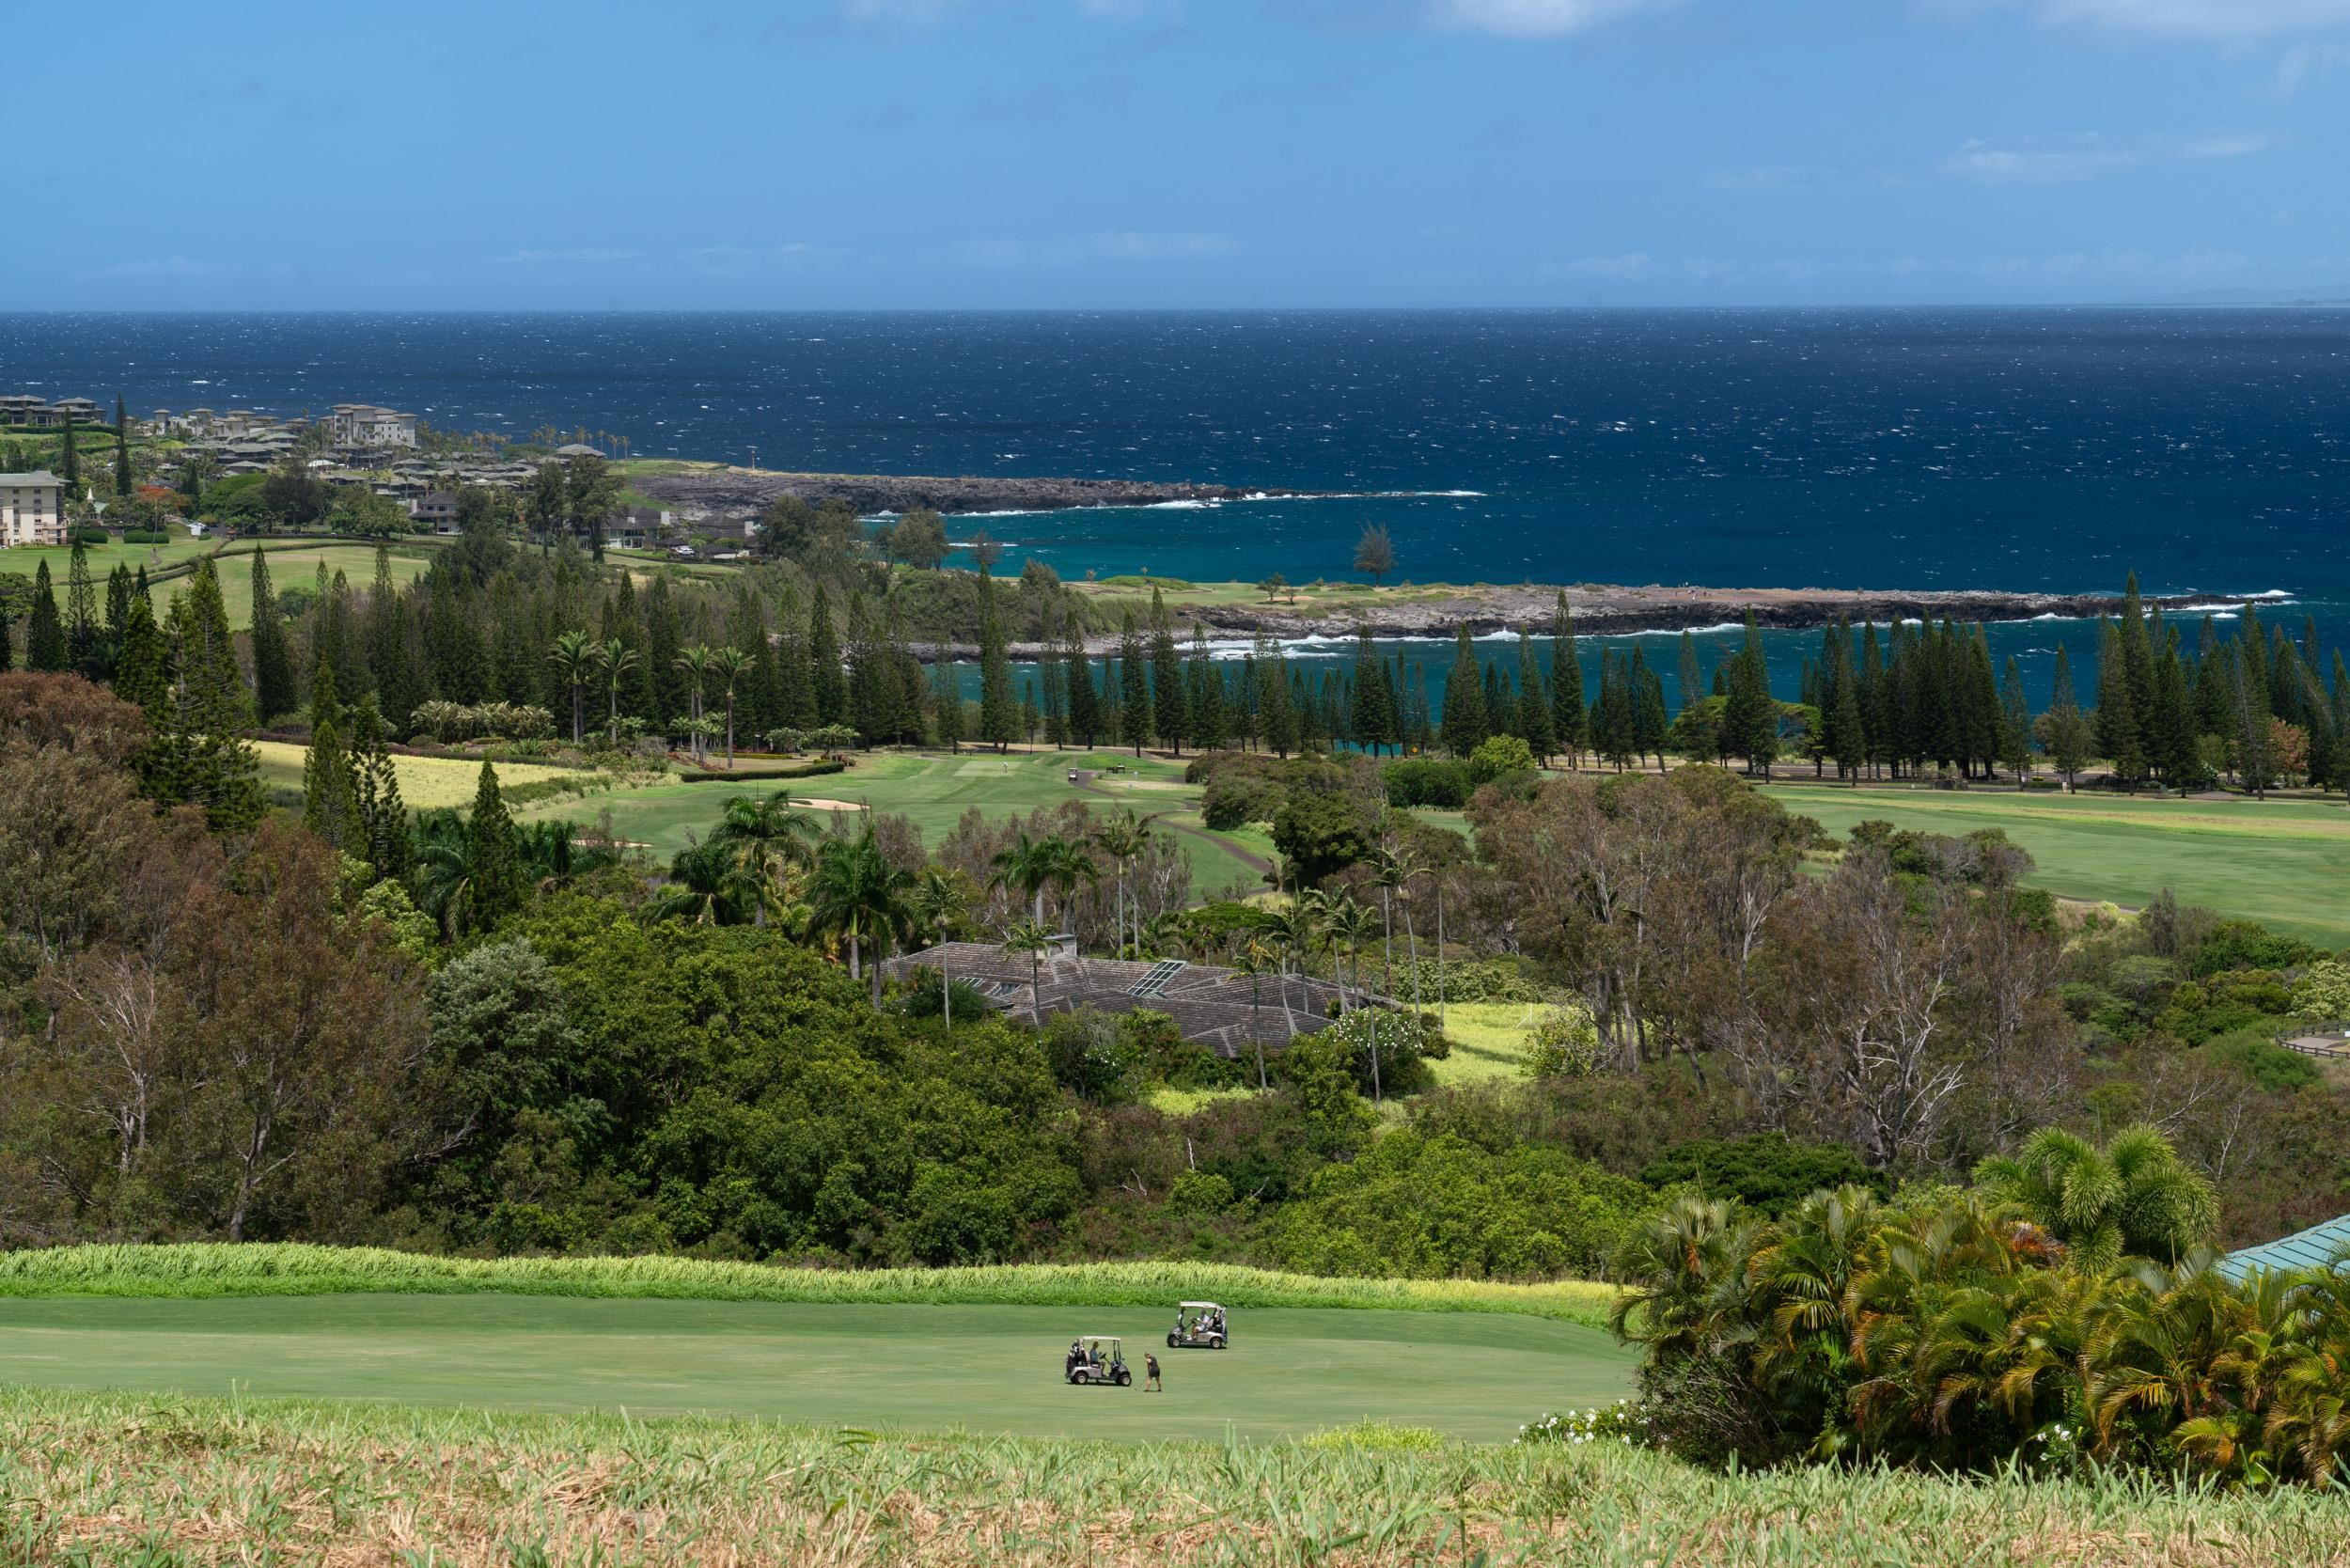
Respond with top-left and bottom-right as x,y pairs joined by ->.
4,309 -> 2343,703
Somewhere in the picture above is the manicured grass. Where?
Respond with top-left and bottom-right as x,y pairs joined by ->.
161,542 -> 433,627
9,1387 -> 2347,1566
1767,784 -> 2350,946
0,532 -> 212,586
1433,1000 -> 1540,1087
0,1294 -> 1631,1443
518,745 -> 1267,887
252,741 -> 597,810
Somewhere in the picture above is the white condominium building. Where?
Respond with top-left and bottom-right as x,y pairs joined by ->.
0,470 -> 64,547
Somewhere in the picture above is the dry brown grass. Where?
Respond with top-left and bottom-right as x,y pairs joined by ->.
6,1388 -> 2350,1565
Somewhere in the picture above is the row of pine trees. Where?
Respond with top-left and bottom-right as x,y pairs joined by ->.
7,536 -> 2343,794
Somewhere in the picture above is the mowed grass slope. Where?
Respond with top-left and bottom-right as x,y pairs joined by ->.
0,1294 -> 1632,1442
253,741 -> 592,809
164,542 -> 434,627
519,746 -> 1268,887
1768,784 -> 2350,946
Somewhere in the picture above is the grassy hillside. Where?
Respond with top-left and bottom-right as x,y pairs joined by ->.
163,541 -> 436,626
252,741 -> 599,810
1768,783 -> 2350,945
8,1385 -> 2345,1565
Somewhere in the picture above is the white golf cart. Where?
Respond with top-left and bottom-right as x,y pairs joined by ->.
1167,1300 -> 1229,1350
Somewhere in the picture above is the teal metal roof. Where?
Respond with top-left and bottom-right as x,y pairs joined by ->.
2218,1215 -> 2350,1281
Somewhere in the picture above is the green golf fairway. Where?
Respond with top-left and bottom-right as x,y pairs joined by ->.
1767,785 -> 2350,945
0,1295 -> 1632,1442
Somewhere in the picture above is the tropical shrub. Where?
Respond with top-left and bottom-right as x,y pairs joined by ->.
1270,1129 -> 1653,1281
1523,1004 -> 1603,1079
1636,1133 -> 1886,1217
1606,1128 -> 2350,1487
1382,757 -> 1473,808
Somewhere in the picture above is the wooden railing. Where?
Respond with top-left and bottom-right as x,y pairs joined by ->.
2276,1021 -> 2350,1059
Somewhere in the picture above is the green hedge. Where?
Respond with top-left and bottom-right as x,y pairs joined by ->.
677,758 -> 848,784
0,1244 -> 1621,1327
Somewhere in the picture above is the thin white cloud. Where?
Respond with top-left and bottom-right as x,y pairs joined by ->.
959,232 -> 1237,267
97,256 -> 243,279
2277,39 -> 2350,90
842,0 -> 964,23
1706,165 -> 1810,191
1090,230 -> 1236,259
1939,131 -> 2269,183
1959,0 -> 2350,40
1430,0 -> 1678,38
1539,253 -> 1653,279
1941,138 -> 2139,182
496,248 -> 642,265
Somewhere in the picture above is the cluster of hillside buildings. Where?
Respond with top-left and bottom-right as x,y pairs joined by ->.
0,389 -> 713,552
0,395 -> 104,430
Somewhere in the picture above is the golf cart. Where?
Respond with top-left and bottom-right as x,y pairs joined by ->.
1064,1335 -> 1132,1386
1168,1301 -> 1229,1350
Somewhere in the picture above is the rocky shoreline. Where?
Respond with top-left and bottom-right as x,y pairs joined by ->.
635,464 -> 1309,521
962,584 -> 2248,659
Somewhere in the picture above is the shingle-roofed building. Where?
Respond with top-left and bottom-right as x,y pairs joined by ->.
877,939 -> 1362,1057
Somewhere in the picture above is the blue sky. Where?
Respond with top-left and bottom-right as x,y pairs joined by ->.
21,0 -> 2350,307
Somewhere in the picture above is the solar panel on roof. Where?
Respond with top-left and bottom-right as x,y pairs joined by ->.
1129,959 -> 1189,997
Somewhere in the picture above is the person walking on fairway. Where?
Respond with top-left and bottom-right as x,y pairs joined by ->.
1145,1352 -> 1163,1392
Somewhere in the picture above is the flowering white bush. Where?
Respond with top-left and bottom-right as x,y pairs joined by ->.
1517,1399 -> 1653,1447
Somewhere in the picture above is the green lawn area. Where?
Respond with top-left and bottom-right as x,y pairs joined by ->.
163,542 -> 435,627
0,533 -> 213,586
1433,1000 -> 1540,1087
519,747 -> 1269,889
0,1294 -> 1632,1443
255,742 -> 598,811
1767,784 -> 2350,946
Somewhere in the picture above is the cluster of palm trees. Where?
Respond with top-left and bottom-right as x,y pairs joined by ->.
545,630 -> 639,749
543,631 -> 758,763
638,790 -> 979,1011
1614,1125 -> 2350,1485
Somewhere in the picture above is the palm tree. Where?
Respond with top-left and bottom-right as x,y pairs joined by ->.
643,839 -> 760,926
807,828 -> 916,1006
990,829 -> 1060,927
1975,1124 -> 2219,1268
1092,809 -> 1152,958
909,868 -> 971,1028
1370,844 -> 1409,998
1259,883 -> 1321,1040
1042,835 -> 1101,933
710,645 -> 755,769
410,808 -> 480,939
673,642 -> 715,762
1319,892 -> 1381,1096
710,790 -> 820,926
547,629 -> 597,745
1000,919 -> 1055,1027
1230,934 -> 1276,1090
591,637 -> 639,747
